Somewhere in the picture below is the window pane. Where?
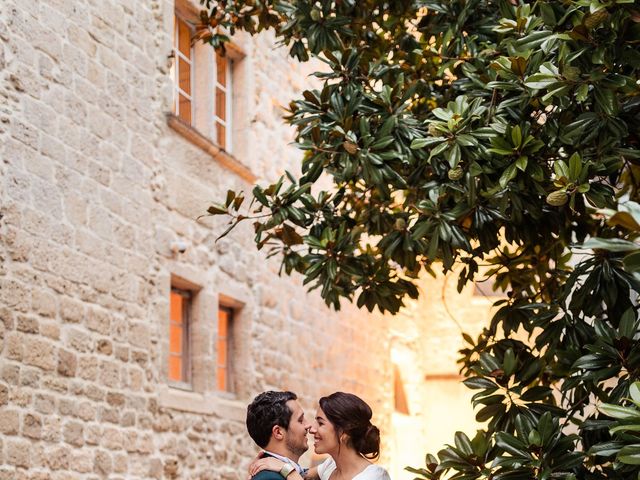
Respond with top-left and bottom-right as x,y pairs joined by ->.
216,53 -> 226,87
170,292 -> 183,323
216,123 -> 226,149
217,339 -> 227,367
217,367 -> 226,391
218,309 -> 229,337
215,87 -> 226,122
393,364 -> 410,414
177,18 -> 191,59
169,356 -> 182,382
178,94 -> 191,123
179,58 -> 191,95
170,325 -> 183,354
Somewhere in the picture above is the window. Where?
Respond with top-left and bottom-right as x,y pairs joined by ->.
217,305 -> 233,391
213,52 -> 232,150
393,364 -> 410,414
169,288 -> 191,386
172,16 -> 193,125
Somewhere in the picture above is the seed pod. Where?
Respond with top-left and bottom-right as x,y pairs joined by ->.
546,191 -> 568,206
448,166 -> 464,181
584,9 -> 609,30
310,8 -> 321,21
343,141 -> 358,155
394,218 -> 406,230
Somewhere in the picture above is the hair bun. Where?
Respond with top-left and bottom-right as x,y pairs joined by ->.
356,423 -> 380,459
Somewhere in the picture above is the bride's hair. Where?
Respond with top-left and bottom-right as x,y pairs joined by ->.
319,392 -> 380,459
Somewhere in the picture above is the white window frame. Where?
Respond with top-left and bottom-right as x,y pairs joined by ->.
172,15 -> 194,125
213,54 -> 233,152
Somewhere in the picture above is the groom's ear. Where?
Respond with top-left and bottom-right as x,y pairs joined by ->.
272,424 -> 285,440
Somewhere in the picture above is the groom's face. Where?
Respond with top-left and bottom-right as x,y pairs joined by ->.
284,399 -> 310,457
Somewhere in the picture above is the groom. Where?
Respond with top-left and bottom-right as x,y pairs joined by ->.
246,391 -> 312,479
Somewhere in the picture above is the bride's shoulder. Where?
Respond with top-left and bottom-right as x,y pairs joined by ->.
316,457 -> 336,478
364,464 -> 391,479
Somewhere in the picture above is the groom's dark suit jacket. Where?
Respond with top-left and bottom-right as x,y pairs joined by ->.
251,452 -> 296,480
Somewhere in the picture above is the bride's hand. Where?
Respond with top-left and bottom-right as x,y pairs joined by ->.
248,457 -> 285,478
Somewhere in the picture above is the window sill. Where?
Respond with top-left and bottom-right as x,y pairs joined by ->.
158,385 -> 246,421
166,114 -> 257,184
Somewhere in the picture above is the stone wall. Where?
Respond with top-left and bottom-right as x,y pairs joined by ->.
0,1 -> 395,478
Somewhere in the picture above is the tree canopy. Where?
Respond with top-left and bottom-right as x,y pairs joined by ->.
200,1 -> 640,478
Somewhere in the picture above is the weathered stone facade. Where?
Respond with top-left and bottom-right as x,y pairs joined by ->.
0,1 -> 397,478
0,1 -> 495,479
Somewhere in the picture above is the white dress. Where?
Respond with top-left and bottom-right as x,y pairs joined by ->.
317,457 -> 391,480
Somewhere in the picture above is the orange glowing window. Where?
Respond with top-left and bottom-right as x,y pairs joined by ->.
217,306 -> 233,391
393,364 -> 409,414
169,288 -> 191,384
172,16 -> 193,125
213,52 -> 231,150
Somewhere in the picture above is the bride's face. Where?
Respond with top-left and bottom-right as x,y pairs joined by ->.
310,407 -> 339,455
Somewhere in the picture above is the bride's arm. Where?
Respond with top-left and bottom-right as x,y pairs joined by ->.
248,457 -> 304,479
303,466 -> 319,480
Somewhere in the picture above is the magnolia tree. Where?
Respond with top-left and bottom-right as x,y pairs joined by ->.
198,1 -> 640,478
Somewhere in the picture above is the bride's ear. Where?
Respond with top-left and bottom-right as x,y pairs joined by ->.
339,432 -> 349,444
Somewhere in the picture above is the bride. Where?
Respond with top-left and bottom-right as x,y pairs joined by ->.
249,392 -> 391,480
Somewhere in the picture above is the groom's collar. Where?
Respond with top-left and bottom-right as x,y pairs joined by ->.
262,450 -> 303,474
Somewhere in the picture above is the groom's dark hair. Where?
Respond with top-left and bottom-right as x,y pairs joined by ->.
246,391 -> 297,448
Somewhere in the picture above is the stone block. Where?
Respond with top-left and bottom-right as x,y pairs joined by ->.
99,406 -> 120,424
76,401 -> 96,421
59,297 -> 84,324
67,328 -> 92,353
6,438 -> 30,467
85,384 -> 104,402
58,398 -> 75,417
85,424 -> 101,445
63,421 -> 84,447
120,411 -> 135,427
0,384 -> 8,406
70,449 -> 93,473
46,445 -> 70,470
97,339 -> 113,355
99,360 -> 120,388
16,314 -> 39,333
23,412 -> 42,439
34,393 -> 56,414
113,451 -> 128,473
31,288 -> 57,318
42,414 -> 62,442
23,336 -> 57,371
101,426 -> 123,450
0,409 -> 19,435
106,392 -> 125,407
128,322 -> 150,349
57,349 -> 77,377
5,332 -> 24,361
39,320 -> 60,340
94,449 -> 112,476
0,278 -> 30,312
1,364 -> 19,385
85,306 -> 111,335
